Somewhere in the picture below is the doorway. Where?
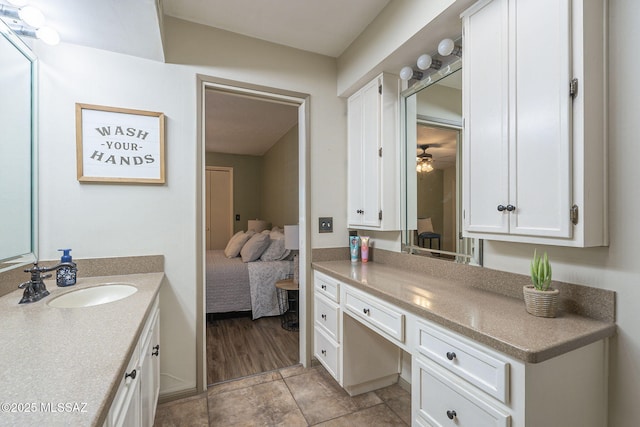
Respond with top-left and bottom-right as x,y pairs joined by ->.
205,166 -> 233,250
196,76 -> 310,392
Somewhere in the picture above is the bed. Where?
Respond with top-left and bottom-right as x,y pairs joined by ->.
206,249 -> 293,319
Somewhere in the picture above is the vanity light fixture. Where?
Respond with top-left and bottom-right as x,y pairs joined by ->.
399,37 -> 460,82
438,38 -> 462,57
416,53 -> 442,71
0,2 -> 60,45
399,66 -> 423,82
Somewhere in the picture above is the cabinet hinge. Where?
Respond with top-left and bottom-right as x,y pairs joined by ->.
570,204 -> 579,225
379,210 -> 383,220
378,147 -> 382,157
569,78 -> 579,99
378,84 -> 382,95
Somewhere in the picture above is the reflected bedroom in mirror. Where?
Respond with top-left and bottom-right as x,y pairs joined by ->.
401,58 -> 481,265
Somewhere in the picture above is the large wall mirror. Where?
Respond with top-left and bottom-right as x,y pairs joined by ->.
401,59 -> 482,265
0,20 -> 38,272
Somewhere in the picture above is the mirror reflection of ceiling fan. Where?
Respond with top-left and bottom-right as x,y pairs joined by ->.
416,144 -> 441,173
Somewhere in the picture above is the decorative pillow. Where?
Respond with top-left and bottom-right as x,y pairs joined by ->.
224,230 -> 255,258
240,233 -> 271,262
260,237 -> 290,261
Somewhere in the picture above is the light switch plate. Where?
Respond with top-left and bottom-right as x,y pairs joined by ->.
319,217 -> 333,233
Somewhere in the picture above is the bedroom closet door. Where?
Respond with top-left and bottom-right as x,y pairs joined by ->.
206,167 -> 233,250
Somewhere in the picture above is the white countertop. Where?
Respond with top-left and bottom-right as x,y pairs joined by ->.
0,272 -> 164,426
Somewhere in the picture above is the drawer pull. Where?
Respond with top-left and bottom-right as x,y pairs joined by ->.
321,284 -> 327,290
321,349 -> 327,356
446,410 -> 457,420
152,344 -> 160,357
363,308 -> 370,315
446,351 -> 457,361
321,313 -> 327,320
125,369 -> 137,381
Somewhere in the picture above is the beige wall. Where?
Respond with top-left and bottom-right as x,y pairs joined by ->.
34,16 -> 345,397
261,125 -> 299,227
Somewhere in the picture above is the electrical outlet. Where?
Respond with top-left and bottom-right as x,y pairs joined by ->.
319,217 -> 333,233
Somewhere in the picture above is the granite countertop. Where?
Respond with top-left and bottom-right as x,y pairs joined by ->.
313,260 -> 616,364
0,272 -> 164,427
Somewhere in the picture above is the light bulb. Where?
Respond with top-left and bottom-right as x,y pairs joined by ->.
438,38 -> 455,56
417,54 -> 433,70
416,164 -> 421,173
36,26 -> 60,45
399,66 -> 414,81
18,6 -> 45,27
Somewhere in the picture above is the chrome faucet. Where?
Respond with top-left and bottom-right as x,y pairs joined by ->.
18,262 -> 77,304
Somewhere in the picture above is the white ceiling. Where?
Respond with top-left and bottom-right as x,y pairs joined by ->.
205,90 -> 298,156
162,0 -> 391,58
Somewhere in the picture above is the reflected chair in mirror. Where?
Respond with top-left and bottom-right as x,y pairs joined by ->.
417,217 -> 441,250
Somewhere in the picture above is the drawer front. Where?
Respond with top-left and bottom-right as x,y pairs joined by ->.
415,358 -> 510,427
417,322 -> 509,403
314,327 -> 340,380
344,288 -> 404,343
314,271 -> 340,303
314,294 -> 340,342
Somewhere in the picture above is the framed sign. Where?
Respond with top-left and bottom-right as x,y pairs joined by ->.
76,103 -> 165,183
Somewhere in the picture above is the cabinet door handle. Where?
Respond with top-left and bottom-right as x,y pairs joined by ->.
506,204 -> 516,212
321,349 -> 327,356
497,204 -> 506,212
321,314 -> 327,320
446,410 -> 457,420
321,284 -> 327,290
446,351 -> 456,361
363,308 -> 370,315
152,344 -> 160,357
125,369 -> 137,381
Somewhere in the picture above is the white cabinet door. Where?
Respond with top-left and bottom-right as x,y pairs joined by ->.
347,73 -> 400,230
140,309 -> 160,427
510,0 -> 572,238
107,297 -> 160,427
463,0 -> 575,241
463,0 -> 510,235
348,78 -> 381,228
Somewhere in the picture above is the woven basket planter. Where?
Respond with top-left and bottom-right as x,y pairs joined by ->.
523,285 -> 560,318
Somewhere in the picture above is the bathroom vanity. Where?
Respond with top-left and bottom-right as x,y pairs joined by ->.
313,260 -> 615,427
0,272 -> 163,426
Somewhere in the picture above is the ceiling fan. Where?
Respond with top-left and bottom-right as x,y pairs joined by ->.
417,145 -> 434,173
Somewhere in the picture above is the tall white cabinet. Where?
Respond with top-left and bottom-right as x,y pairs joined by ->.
347,72 -> 400,230
461,0 -> 607,247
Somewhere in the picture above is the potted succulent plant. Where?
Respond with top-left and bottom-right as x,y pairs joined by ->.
523,250 -> 559,317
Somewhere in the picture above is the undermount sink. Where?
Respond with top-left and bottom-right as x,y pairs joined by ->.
48,284 -> 138,308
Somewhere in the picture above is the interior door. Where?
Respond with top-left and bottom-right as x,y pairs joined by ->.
206,167 -> 233,250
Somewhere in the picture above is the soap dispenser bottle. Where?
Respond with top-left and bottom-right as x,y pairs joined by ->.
56,249 -> 77,287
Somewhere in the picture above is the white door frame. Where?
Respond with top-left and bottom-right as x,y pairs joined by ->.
195,75 -> 310,392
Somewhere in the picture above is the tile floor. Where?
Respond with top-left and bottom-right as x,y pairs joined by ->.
154,363 -> 411,426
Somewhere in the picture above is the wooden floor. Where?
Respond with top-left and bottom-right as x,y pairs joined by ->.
206,313 -> 299,385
